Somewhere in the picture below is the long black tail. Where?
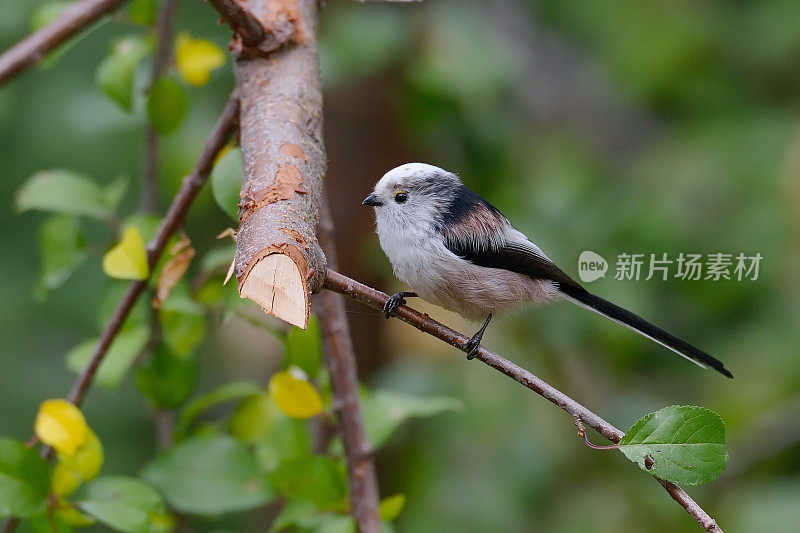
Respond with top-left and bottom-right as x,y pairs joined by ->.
559,284 -> 733,378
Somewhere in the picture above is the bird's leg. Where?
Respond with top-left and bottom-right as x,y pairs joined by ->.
382,291 -> 418,319
464,313 -> 492,360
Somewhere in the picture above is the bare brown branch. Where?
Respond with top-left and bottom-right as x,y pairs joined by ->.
0,0 -> 126,85
316,201 -> 381,532
207,0 -> 301,57
232,0 -> 326,328
322,269 -> 724,533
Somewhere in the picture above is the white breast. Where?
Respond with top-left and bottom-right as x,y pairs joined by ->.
376,215 -> 558,320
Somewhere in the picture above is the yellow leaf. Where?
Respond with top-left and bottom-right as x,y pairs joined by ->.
103,226 -> 149,280
268,371 -> 323,419
379,493 -> 406,521
61,428 -> 104,481
52,462 -> 82,496
52,428 -> 103,496
175,33 -> 225,86
148,510 -> 176,533
34,399 -> 88,456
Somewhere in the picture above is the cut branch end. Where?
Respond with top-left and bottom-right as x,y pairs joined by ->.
239,250 -> 308,328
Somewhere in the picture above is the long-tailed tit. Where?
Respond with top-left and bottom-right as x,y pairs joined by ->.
363,163 -> 732,378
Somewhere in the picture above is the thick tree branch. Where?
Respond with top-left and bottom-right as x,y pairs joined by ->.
0,0 -> 126,85
232,0 -> 326,329
322,269 -> 724,533
316,201 -> 381,532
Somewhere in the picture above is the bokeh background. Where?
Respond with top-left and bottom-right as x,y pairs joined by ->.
2,0 -> 800,531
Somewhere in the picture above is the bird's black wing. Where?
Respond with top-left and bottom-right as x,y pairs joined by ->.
444,238 -> 583,291
436,184 -> 582,289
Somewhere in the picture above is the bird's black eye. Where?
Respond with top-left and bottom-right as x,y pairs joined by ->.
394,191 -> 408,204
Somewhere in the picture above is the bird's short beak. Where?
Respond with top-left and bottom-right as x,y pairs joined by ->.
362,193 -> 383,206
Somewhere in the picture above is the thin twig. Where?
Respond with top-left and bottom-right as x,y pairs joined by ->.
141,0 -> 179,214
0,94 -> 239,533
206,0 -> 269,48
154,409 -> 176,449
67,95 -> 240,409
0,0 -> 126,85
206,0 -> 297,56
316,201 -> 381,532
142,0 -> 180,457
574,416 -> 619,450
322,269 -> 724,533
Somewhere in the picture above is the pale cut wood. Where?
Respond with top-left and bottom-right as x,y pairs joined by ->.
239,253 -> 307,328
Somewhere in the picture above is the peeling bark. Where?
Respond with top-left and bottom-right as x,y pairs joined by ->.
233,0 -> 325,328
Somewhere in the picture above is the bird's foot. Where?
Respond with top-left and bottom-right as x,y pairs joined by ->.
383,292 -> 407,319
464,313 -> 492,360
464,336 -> 481,360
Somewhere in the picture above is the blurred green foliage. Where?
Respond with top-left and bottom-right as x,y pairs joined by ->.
2,0 -> 800,531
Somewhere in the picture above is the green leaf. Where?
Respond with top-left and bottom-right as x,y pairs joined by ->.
141,435 -> 272,515
146,76 -> 188,135
175,382 -> 264,440
314,514 -> 356,533
210,146 -> 243,220
159,294 -> 206,358
66,326 -> 150,389
128,0 -> 157,25
16,169 -> 124,220
30,2 -> 70,30
195,274 -> 238,308
268,499 -> 317,533
96,36 -> 151,112
136,344 -> 199,409
228,393 -> 274,444
0,438 -> 51,518
103,175 -> 130,214
618,405 -> 728,486
200,244 -> 236,274
28,509 -> 75,533
253,416 -> 311,473
269,456 -> 347,510
77,476 -> 167,533
37,215 -> 88,293
361,390 -> 463,449
53,499 -> 96,527
284,316 -> 322,379
25,509 -> 72,533
268,500 -> 356,533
